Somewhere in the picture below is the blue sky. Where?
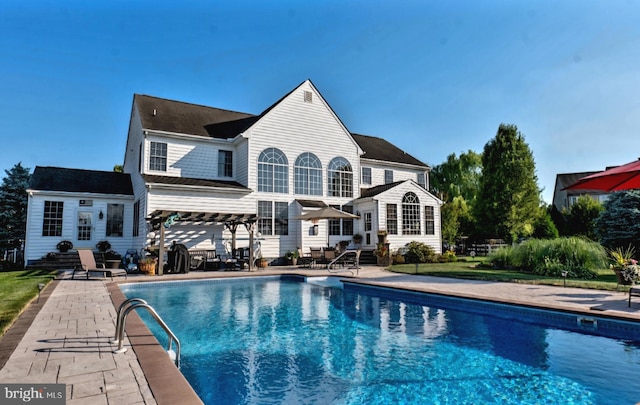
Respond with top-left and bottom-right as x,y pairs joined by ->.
2,0 -> 640,204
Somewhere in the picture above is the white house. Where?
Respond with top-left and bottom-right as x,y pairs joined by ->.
25,80 -> 442,268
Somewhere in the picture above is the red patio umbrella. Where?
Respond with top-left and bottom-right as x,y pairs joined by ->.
563,158 -> 640,192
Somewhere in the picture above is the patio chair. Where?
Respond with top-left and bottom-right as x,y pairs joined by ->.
309,248 -> 323,269
298,248 -> 312,268
73,249 -> 127,281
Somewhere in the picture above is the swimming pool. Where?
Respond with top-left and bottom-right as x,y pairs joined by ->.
120,276 -> 640,404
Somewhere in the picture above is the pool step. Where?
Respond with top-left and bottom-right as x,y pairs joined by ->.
306,276 -> 344,289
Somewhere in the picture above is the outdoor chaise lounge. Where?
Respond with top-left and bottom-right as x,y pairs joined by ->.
72,249 -> 127,281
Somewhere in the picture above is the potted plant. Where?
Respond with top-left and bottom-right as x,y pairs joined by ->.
609,245 -> 638,287
257,256 -> 268,268
374,242 -> 391,266
96,240 -> 111,252
139,257 -> 157,275
56,240 -> 73,253
353,233 -> 363,245
285,250 -> 299,266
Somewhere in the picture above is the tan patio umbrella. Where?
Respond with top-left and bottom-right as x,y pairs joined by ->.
296,206 -> 360,247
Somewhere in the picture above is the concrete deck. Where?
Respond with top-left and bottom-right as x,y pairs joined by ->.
1,266 -> 639,404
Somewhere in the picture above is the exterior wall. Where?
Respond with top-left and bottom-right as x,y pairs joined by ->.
363,181 -> 442,254
25,192 -> 135,262
243,81 -> 362,257
361,160 -> 427,189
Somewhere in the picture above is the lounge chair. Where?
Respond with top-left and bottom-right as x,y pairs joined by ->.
72,249 -> 127,281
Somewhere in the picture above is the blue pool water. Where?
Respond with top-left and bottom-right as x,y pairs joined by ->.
120,276 -> 640,404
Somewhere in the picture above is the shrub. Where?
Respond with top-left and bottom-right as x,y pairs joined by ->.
489,237 -> 606,278
96,240 -> 111,252
403,241 -> 436,264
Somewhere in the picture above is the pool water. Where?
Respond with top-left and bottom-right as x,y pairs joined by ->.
120,277 -> 640,404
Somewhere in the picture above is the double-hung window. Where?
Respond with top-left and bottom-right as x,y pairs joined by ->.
425,206 -> 435,235
386,204 -> 398,235
149,142 -> 167,171
361,167 -> 372,185
258,201 -> 289,236
384,170 -> 393,184
42,201 -> 63,237
218,150 -> 233,177
106,204 -> 124,237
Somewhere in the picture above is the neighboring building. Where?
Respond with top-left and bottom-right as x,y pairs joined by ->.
552,172 -> 609,212
24,80 -> 442,265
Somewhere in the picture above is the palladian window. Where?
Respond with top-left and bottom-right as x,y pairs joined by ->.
402,192 -> 421,235
258,148 -> 288,193
294,152 -> 322,195
328,157 -> 353,197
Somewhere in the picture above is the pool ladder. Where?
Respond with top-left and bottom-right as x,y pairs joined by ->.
112,298 -> 181,369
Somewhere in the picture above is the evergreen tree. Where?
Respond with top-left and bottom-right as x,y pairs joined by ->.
0,163 -> 31,249
595,190 -> 640,252
473,124 -> 541,243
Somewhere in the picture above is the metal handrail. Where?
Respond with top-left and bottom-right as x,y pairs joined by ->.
113,301 -> 181,368
112,297 -> 148,344
328,249 -> 360,275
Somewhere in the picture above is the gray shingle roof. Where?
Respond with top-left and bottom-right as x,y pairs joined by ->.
135,85 -> 430,168
135,94 -> 257,139
358,181 -> 405,199
30,167 -> 133,195
351,133 -> 429,168
142,174 -> 250,191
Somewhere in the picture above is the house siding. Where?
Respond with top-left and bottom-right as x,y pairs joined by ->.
25,192 -> 134,261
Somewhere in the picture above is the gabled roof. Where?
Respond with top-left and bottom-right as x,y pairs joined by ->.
295,199 -> 328,208
135,82 -> 430,167
554,172 -> 602,194
142,174 -> 250,191
358,181 -> 406,198
29,167 -> 133,195
351,133 -> 429,168
135,94 -> 257,139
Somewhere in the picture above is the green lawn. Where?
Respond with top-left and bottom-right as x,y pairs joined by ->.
0,270 -> 57,336
389,258 -> 623,291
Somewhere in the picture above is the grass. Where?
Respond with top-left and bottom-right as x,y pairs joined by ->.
0,270 -> 57,336
389,257 -> 624,291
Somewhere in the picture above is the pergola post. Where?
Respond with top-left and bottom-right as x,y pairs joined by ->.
244,221 -> 256,271
158,221 -> 165,276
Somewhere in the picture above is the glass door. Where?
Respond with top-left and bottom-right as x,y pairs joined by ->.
77,211 -> 93,241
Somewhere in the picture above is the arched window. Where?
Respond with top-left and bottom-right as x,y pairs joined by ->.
402,192 -> 421,235
294,153 -> 322,195
258,148 -> 288,193
328,157 -> 353,197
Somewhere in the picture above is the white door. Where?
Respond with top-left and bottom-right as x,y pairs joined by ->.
77,211 -> 93,242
